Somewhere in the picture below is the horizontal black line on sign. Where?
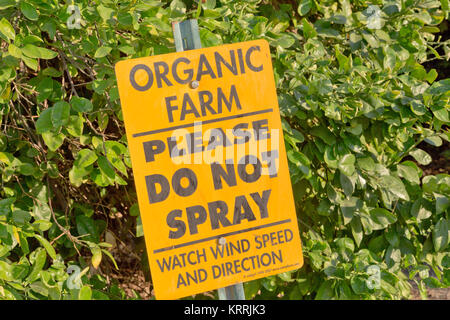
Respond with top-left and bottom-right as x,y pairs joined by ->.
132,108 -> 274,138
153,218 -> 291,254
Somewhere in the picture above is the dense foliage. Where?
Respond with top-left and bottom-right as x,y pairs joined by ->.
0,0 -> 449,300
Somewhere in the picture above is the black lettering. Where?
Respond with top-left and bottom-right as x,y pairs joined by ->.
237,49 -> 246,74
154,61 -> 173,88
186,205 -> 207,235
196,54 -> 217,81
250,189 -> 271,219
217,85 -> 241,113
145,174 -> 170,204
165,96 -> 178,123
167,136 -> 186,157
180,93 -> 200,120
167,209 -> 186,239
172,168 -> 198,197
129,64 -> 153,91
172,57 -> 193,84
237,155 -> 262,183
285,228 -> 293,242
233,196 -> 256,224
210,162 -> 237,190
198,90 -> 216,116
215,50 -> 238,77
246,46 -> 263,72
143,140 -> 165,162
208,200 -> 232,230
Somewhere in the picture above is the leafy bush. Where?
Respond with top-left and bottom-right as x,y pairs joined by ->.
0,0 -> 449,300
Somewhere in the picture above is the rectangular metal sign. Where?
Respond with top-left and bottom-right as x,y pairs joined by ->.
115,39 -> 303,299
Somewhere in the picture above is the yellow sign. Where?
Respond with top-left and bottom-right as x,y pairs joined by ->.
115,39 -> 303,300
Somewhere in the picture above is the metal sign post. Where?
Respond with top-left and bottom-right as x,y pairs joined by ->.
172,19 -> 245,301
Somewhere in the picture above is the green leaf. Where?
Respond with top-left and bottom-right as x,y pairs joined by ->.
79,285 -> 92,300
71,96 -> 93,113
97,4 -> 114,22
22,55 -> 38,71
302,19 -> 317,39
435,193 -> 450,214
101,249 -> 118,270
35,109 -> 53,134
425,69 -> 438,84
357,157 -> 375,172
90,246 -> 102,269
310,126 -> 336,145
130,203 -> 140,217
397,164 -> 420,184
76,215 -> 99,243
8,43 -> 21,58
287,150 -> 310,178
66,115 -> 84,137
12,210 -> 32,225
97,156 -> 115,179
351,276 -> 367,295
370,208 -> 397,230
335,46 -> 350,72
244,279 -> 261,299
340,197 -> 360,225
340,171 -> 355,197
170,0 -> 186,18
36,77 -> 53,103
379,175 -> 410,201
432,218 -> 449,252
0,18 -> 15,41
0,261 -> 14,281
350,218 -> 363,247
51,101 -> 70,129
315,280 -> 334,300
431,105 -> 449,122
136,215 -> 144,237
324,146 -> 338,169
37,47 -> 57,60
410,101 -> 426,116
20,2 -> 39,21
272,34 -> 295,48
410,149 -> 432,165
200,29 -> 222,47
423,176 -> 438,194
298,0 -> 313,16
42,131 -> 65,151
69,165 -> 91,187
22,44 -> 41,59
338,154 -> 356,176
0,0 -> 15,10
94,46 -> 112,58
32,202 -> 51,221
74,149 -> 98,168
26,248 -> 46,283
34,234 -> 57,260
383,47 -> 396,71
424,135 -> 442,147
441,0 -> 449,11
411,198 -> 432,221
